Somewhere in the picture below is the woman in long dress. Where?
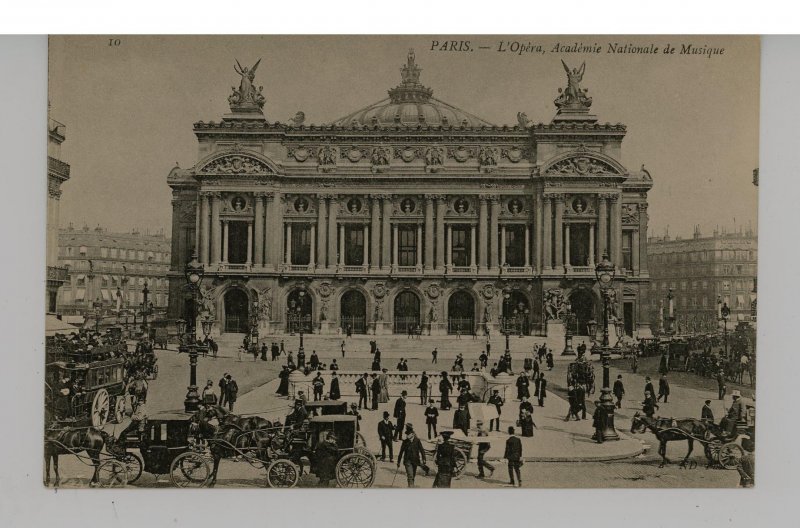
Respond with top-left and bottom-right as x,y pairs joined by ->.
378,369 -> 390,403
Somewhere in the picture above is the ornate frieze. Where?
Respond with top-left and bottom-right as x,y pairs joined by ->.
501,146 -> 531,163
341,196 -> 369,217
447,146 -> 477,163
478,147 -> 499,172
199,153 -> 273,175
621,203 -> 640,224
544,155 -> 619,176
341,146 -> 368,163
424,146 -> 444,173
394,146 -> 421,163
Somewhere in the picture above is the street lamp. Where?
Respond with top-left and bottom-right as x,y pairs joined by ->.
142,281 -> 150,332
181,250 -> 206,413
297,289 -> 306,354
502,287 -> 512,355
594,252 -> 619,441
718,296 -> 731,359
562,301 -> 576,356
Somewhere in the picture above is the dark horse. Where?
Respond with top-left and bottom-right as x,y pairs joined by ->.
192,406 -> 280,486
630,413 -> 730,468
44,426 -> 109,487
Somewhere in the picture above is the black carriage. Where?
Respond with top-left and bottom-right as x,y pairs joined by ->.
667,340 -> 691,372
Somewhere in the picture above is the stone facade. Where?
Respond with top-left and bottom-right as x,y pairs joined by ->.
167,52 -> 653,339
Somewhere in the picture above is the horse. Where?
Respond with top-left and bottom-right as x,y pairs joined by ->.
191,406 -> 279,486
629,412 -> 720,468
44,426 -> 109,487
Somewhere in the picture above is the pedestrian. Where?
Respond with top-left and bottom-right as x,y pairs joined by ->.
546,350 -> 554,370
536,373 -> 547,407
432,431 -> 457,488
701,399 -> 715,423
439,372 -> 453,410
370,373 -> 380,411
346,324 -> 352,337
252,343 -> 259,361
657,374 -> 670,403
378,411 -> 395,462
369,340 -> 377,355
276,366 -> 290,397
418,371 -> 429,405
341,339 -> 346,358
296,390 -> 308,406
642,391 -> 659,419
260,342 -> 268,361
488,389 -> 504,431
329,359 -> 339,371
613,375 -> 625,408
479,351 -> 488,368
564,386 -> 579,421
393,391 -> 408,441
721,390 -> 744,437
504,427 -> 522,487
630,351 -> 638,373
378,368 -> 390,403
397,424 -> 428,487
592,401 -> 606,443
280,339 -> 285,355
516,372 -> 530,401
453,403 -> 470,436
431,347 -> 438,364
314,432 -> 339,487
575,384 -> 587,419
287,351 -> 295,370
475,421 -> 495,478
424,400 -> 439,439
519,396 -> 533,422
329,371 -> 340,400
218,373 -> 228,407
201,379 -> 217,405
519,409 -> 534,437
644,377 -> 655,400
224,374 -> 238,411
309,350 -> 319,370
312,371 -> 325,401
355,373 -> 369,409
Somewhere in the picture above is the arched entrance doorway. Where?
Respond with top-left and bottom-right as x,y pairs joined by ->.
569,289 -> 595,335
393,291 -> 420,334
224,289 -> 249,333
501,290 -> 531,335
448,291 -> 475,335
286,289 -> 313,334
340,290 -> 367,334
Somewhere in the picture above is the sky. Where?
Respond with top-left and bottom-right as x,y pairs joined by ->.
48,35 -> 759,239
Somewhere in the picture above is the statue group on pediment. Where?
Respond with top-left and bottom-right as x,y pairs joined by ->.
545,155 -> 616,176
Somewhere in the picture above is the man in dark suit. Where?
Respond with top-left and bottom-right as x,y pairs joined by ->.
657,374 -> 670,403
536,374 -> 547,407
218,373 -> 228,407
424,400 -> 439,439
433,431 -> 456,488
487,389 -> 504,431
370,374 -> 381,411
644,377 -> 656,400
329,371 -> 340,400
592,401 -> 607,443
393,391 -> 408,440
397,424 -> 428,487
453,403 -> 470,436
355,373 -> 369,409
504,426 -> 522,487
701,399 -> 715,423
613,375 -> 625,408
418,371 -> 429,405
519,396 -> 533,422
377,411 -> 395,462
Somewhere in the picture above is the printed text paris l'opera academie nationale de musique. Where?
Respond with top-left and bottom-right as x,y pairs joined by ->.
429,40 -> 725,58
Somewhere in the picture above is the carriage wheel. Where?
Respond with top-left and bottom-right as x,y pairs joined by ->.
335,453 -> 375,488
97,459 -> 128,488
354,446 -> 376,467
265,459 -> 299,488
119,452 -> 143,484
718,443 -> 744,470
91,389 -> 110,426
452,448 -> 468,478
170,452 -> 210,487
704,440 -> 721,464
355,432 -> 367,447
113,397 -> 126,424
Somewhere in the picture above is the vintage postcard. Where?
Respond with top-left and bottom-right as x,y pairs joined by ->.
45,35 -> 758,488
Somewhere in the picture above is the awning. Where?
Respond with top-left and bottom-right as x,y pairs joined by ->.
74,288 -> 86,301
100,289 -> 110,300
45,314 -> 79,337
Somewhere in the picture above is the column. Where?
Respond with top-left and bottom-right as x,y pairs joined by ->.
554,196 -> 564,268
370,197 -> 380,270
273,192 -> 285,268
327,196 -> 339,269
317,195 -> 328,268
524,224 -> 530,267
310,224 -> 316,267
564,223 -> 571,267
210,193 -> 221,264
447,224 -> 453,267
478,196 -> 488,269
285,223 -> 292,265
246,221 -> 253,265
535,195 -> 543,271
589,222 -> 595,266
194,197 -> 200,259
363,225 -> 369,267
382,197 -> 392,270
199,193 -> 210,264
435,197 -> 446,270
222,220 -> 229,263
339,224 -> 345,267
632,230 -> 641,273
639,203 -> 649,273
542,197 -> 552,270
392,224 -> 399,268
264,193 -> 273,268
470,225 -> 477,268
500,225 -> 506,266
424,196 -> 435,270
416,223 -> 423,268
253,194 -> 264,267
610,196 -> 622,267
489,198 -> 500,269
598,195 -> 608,258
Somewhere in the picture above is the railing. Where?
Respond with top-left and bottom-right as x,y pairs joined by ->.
393,316 -> 420,334
47,266 -> 69,283
503,266 -> 531,274
217,263 -> 250,272
340,265 -> 367,273
340,315 -> 366,334
449,266 -> 474,274
47,156 -> 71,179
570,266 -> 593,273
287,264 -> 311,272
395,266 -> 419,273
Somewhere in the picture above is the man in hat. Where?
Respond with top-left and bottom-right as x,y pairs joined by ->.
433,430 -> 457,488
393,391 -> 408,441
642,391 -> 659,419
371,374 -> 381,411
592,401 -> 606,443
224,374 -> 238,411
644,377 -> 656,400
657,374 -> 670,403
516,372 -> 530,401
536,373 -> 547,407
309,350 -> 319,370
613,375 -> 625,409
329,371 -> 340,400
355,372 -> 369,409
701,399 -> 715,423
284,398 -> 309,428
519,396 -> 534,422
314,432 -> 339,487
397,424 -> 428,487
218,373 -> 228,407
504,426 -> 522,487
424,400 -> 439,439
722,390 -> 744,437
431,347 -> 438,364
475,420 -> 495,478
378,411 -> 395,462
312,371 -> 325,401
453,403 -> 470,436
418,371 -> 429,405
487,389 -> 504,432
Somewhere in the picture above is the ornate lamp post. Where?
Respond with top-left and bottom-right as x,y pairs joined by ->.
594,252 -> 619,441
718,296 -> 730,359
181,250 -> 205,413
562,301 -> 576,356
141,281 -> 154,333
297,288 -> 306,354
502,287 -> 512,355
